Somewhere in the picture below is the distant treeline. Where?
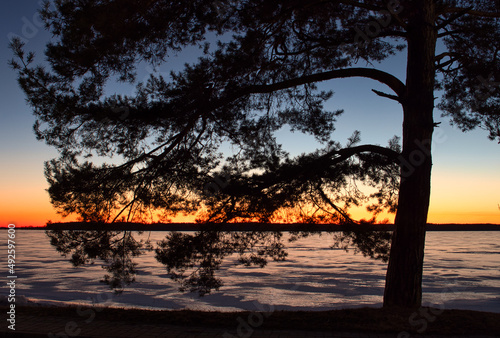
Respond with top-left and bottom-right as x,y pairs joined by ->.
5,222 -> 500,231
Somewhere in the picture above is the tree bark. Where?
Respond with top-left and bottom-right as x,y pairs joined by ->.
383,0 -> 437,308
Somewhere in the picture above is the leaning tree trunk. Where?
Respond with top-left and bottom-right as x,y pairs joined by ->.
383,0 -> 437,308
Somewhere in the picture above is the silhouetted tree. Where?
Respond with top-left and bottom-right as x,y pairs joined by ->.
46,230 -> 150,292
11,0 -> 499,308
46,229 -> 389,296
155,231 -> 287,295
155,230 -> 391,295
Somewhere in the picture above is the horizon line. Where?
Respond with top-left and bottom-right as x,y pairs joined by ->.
3,222 -> 500,231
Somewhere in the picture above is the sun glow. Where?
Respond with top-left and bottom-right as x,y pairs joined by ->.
3,171 -> 499,227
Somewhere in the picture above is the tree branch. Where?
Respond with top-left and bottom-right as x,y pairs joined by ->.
440,7 -> 500,18
316,184 -> 357,224
245,144 -> 399,197
437,29 -> 462,38
371,89 -> 402,102
243,68 -> 406,100
436,7 -> 472,29
336,0 -> 384,12
103,68 -> 404,194
435,52 -> 455,62
321,144 -> 400,164
377,30 -> 407,39
435,58 -> 460,71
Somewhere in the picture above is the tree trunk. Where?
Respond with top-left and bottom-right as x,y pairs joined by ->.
383,0 -> 437,308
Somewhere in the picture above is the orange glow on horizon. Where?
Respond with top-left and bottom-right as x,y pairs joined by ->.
2,170 -> 499,227
3,206 -> 499,228
1,182 -> 76,228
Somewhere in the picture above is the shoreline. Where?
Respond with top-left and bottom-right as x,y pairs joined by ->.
4,222 -> 500,231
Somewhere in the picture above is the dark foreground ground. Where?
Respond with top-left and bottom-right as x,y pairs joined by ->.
2,304 -> 499,337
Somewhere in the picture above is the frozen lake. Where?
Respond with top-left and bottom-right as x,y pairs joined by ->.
1,230 -> 499,313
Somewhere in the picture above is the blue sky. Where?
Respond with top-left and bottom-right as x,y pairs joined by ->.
1,0 -> 499,226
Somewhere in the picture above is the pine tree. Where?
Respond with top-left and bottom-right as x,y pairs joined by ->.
10,0 -> 499,308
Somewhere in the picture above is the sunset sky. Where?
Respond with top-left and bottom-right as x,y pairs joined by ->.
1,0 -> 499,227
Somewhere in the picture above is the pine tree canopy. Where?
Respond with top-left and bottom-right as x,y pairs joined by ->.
10,0 -> 499,224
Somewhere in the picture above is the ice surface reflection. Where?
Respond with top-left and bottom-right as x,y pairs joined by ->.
1,230 -> 499,313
